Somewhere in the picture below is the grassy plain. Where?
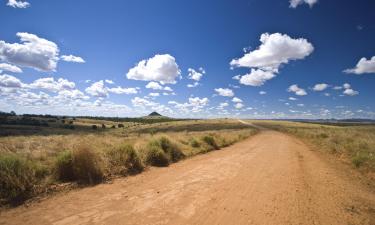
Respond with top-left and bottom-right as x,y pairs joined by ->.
0,117 -> 258,206
251,120 -> 375,175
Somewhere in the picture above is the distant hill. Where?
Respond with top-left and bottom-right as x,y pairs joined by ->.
148,111 -> 162,117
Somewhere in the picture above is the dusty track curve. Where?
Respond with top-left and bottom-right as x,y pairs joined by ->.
1,130 -> 374,225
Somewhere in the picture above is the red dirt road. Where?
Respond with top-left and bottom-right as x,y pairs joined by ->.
0,130 -> 374,225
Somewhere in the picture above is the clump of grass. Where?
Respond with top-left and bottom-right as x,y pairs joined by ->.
106,144 -> 143,175
0,154 -> 47,204
202,135 -> 219,150
54,145 -> 104,184
144,145 -> 169,167
143,136 -> 185,167
55,150 -> 74,181
352,151 -> 369,168
158,136 -> 185,162
189,138 -> 201,148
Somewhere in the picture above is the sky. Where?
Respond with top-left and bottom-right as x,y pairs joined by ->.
0,0 -> 375,119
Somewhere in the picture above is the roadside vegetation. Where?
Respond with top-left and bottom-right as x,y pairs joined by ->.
0,118 -> 258,206
252,120 -> 375,174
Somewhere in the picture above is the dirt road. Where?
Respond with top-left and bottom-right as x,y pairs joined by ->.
1,130 -> 374,225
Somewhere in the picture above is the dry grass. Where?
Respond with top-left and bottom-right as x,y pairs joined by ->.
251,120 -> 375,173
0,119 -> 258,205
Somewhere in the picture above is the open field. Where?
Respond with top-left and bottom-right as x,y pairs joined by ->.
1,128 -> 374,225
0,117 -> 258,206
250,120 -> 375,176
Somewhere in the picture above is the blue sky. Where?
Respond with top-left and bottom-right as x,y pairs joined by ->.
1,0 -> 375,119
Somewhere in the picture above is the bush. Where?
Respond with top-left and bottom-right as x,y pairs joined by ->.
92,125 -> 98,130
202,135 -> 219,150
0,154 -> 46,204
106,145 -> 143,175
144,145 -> 169,167
54,146 -> 104,184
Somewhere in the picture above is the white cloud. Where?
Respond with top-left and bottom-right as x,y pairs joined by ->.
132,97 -> 157,108
104,79 -> 114,84
0,74 -> 23,88
289,0 -> 318,8
231,33 -> 313,86
85,80 -> 108,97
7,0 -> 30,8
0,63 -> 22,73
288,84 -> 307,96
126,54 -> 181,84
232,75 -> 241,80
57,89 -> 89,100
232,97 -> 243,103
218,102 -> 229,109
29,77 -> 75,92
231,33 -> 313,70
343,88 -> 359,96
289,97 -> 298,101
215,88 -> 234,97
108,86 -> 138,95
163,86 -> 173,91
149,92 -> 160,97
239,69 -> 276,86
189,97 -> 209,106
259,91 -> 267,95
187,67 -> 205,81
61,55 -> 85,63
234,103 -> 244,109
344,56 -> 375,74
333,86 -> 343,90
343,83 -> 351,89
187,82 -> 199,88
145,81 -> 163,90
312,83 -> 328,91
0,32 -> 59,72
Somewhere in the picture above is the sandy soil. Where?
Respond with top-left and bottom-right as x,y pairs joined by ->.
0,130 -> 374,225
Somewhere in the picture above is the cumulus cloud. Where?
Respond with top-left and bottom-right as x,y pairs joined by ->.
289,97 -> 298,101
0,63 -> 22,73
85,80 -> 108,97
232,97 -> 243,103
126,54 -> 181,84
312,83 -> 329,91
108,86 -> 138,95
288,84 -> 307,96
0,32 -> 59,72
343,88 -> 359,96
239,69 -> 276,86
259,91 -> 267,95
145,81 -> 163,90
187,82 -> 199,88
0,74 -> 23,88
29,77 -> 75,92
289,0 -> 318,8
231,33 -> 313,86
149,92 -> 160,97
344,56 -> 375,74
214,88 -> 234,97
61,55 -> 85,63
7,0 -> 30,8
234,103 -> 244,109
105,79 -> 114,84
187,67 -> 205,81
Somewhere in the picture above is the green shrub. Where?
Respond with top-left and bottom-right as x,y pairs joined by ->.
55,150 -> 74,181
0,154 -> 46,204
202,135 -> 219,150
144,145 -> 169,167
106,144 -> 143,175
